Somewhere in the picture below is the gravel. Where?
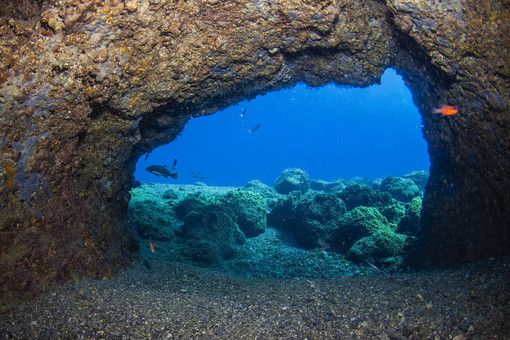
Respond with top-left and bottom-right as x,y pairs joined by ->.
1,254 -> 509,339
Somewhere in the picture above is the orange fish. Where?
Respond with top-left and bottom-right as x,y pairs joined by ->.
149,239 -> 156,254
433,105 -> 458,116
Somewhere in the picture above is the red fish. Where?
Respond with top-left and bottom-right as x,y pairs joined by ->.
149,239 -> 156,254
433,105 -> 458,116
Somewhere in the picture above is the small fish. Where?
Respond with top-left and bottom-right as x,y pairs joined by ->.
171,158 -> 177,170
149,239 -> 156,254
248,123 -> 261,134
241,107 -> 247,117
433,105 -> 458,116
366,260 -> 382,273
144,151 -> 152,161
145,165 -> 178,179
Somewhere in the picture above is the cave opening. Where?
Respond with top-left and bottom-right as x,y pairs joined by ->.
128,68 -> 430,278
135,68 -> 429,186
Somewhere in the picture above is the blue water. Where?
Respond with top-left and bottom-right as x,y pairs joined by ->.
135,68 -> 429,187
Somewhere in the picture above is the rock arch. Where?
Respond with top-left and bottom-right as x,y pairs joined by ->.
0,0 -> 508,303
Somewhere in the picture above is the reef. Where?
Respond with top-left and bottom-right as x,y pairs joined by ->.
0,0 -> 509,306
128,170 -> 421,273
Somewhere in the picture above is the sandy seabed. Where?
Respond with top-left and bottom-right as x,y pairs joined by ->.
1,255 -> 509,339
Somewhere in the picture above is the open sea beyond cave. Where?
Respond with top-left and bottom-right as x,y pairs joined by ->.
134,68 -> 430,187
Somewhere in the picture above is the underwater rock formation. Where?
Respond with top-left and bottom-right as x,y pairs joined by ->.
178,204 -> 246,265
269,190 -> 347,249
221,190 -> 268,238
332,206 -> 392,253
346,229 -> 410,267
380,176 -> 421,203
0,0 -> 509,304
397,196 -> 423,235
130,176 -> 418,268
244,180 -> 280,210
129,184 -> 270,266
273,168 -> 310,195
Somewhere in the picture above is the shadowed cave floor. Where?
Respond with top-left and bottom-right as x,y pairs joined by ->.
0,252 -> 508,338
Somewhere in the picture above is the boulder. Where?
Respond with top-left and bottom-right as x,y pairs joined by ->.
331,206 -> 391,253
380,176 -> 421,203
339,183 -> 393,211
346,230 -> 410,267
269,191 -> 346,249
273,168 -> 310,194
221,190 -> 268,238
398,196 -> 423,235
178,205 -> 245,265
244,180 -> 281,209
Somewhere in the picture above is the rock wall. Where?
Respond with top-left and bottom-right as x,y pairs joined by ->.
0,0 -> 508,305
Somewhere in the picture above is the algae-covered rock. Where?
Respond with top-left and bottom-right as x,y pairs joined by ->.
269,191 -> 346,249
178,205 -> 245,265
179,205 -> 245,245
380,176 -> 421,203
290,191 -> 347,249
128,184 -> 179,241
379,203 -> 406,225
244,180 -> 281,209
310,179 -> 330,192
339,183 -> 393,211
402,171 -> 429,193
170,190 -> 248,265
346,230 -> 410,266
173,191 -> 217,220
273,168 -> 310,194
162,188 -> 184,202
221,190 -> 268,238
267,191 -> 303,229
310,178 -> 348,193
331,206 -> 391,253
398,196 -> 422,235
127,199 -> 178,241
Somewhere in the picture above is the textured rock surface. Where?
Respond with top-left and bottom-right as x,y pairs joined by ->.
273,168 -> 310,194
0,0 -> 509,305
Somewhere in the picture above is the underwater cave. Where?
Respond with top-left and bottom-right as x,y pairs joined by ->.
0,0 -> 509,336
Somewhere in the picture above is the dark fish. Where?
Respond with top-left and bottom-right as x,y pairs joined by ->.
248,123 -> 261,134
171,158 -> 178,170
145,165 -> 178,179
241,107 -> 247,117
144,151 -> 152,161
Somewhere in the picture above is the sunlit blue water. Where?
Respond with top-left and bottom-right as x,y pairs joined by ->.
135,68 -> 429,186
